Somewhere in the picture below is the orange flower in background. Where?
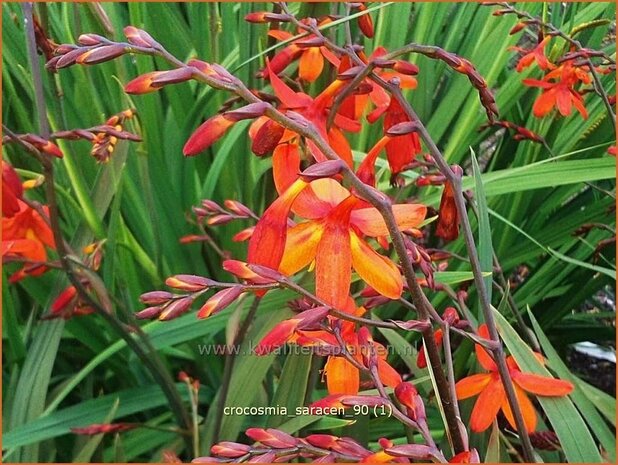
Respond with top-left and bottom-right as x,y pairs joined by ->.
523,61 -> 591,119
262,18 -> 340,82
247,177 -> 427,308
455,325 -> 573,433
510,37 -> 554,73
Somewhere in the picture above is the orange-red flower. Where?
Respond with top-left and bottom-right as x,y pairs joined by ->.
523,61 -> 591,119
2,161 -> 24,218
435,180 -> 459,241
2,199 -> 55,283
263,19 -> 340,82
510,37 -> 554,73
455,324 -> 573,433
248,177 -> 426,308
249,59 -> 358,167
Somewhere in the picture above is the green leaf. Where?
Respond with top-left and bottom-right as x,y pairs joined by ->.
470,148 -> 493,304
3,384 -> 200,451
489,208 -> 616,278
528,310 -> 616,461
493,309 -> 603,463
267,353 -> 313,428
434,271 -> 492,286
484,420 -> 501,463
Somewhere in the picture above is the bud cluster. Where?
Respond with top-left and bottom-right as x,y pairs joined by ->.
56,109 -> 140,162
480,120 -> 545,144
46,27 -> 159,72
2,133 -> 64,158
198,427 -> 376,463
137,274 -> 235,321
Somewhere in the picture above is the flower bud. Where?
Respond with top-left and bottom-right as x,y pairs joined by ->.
135,306 -> 163,319
159,296 -> 194,321
299,160 -> 346,181
251,119 -> 285,156
197,286 -> 243,319
140,290 -> 174,305
78,34 -> 108,46
166,274 -> 214,292
210,441 -> 251,458
124,26 -> 158,48
245,428 -> 298,448
76,44 -> 127,65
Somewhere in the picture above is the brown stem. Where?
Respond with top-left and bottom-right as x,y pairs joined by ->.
383,84 -> 536,461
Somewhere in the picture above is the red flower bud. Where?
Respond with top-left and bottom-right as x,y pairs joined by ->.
159,296 -> 194,321
394,382 -> 418,410
393,60 -> 419,75
245,428 -> 297,448
124,72 -> 161,94
251,119 -> 285,156
384,444 -> 436,460
435,181 -> 459,242
51,286 -> 78,315
385,121 -> 420,136
140,290 -> 174,305
124,26 -> 158,48
135,306 -> 163,319
224,102 -> 270,122
299,160 -> 346,181
210,441 -> 251,458
224,200 -> 253,217
356,5 -> 374,38
197,286 -> 244,319
71,423 -> 136,435
183,114 -> 235,156
150,67 -> 196,87
166,275 -> 214,292
78,34 -> 108,46
232,227 -> 255,242
76,45 -> 127,65
510,22 -> 526,35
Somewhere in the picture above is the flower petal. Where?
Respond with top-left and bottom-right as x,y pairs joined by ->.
351,204 -> 427,237
327,127 -> 354,167
325,356 -> 360,395
279,222 -> 323,276
316,221 -> 352,308
272,143 -> 301,194
350,231 -> 402,300
555,87 -> 572,116
475,324 -> 498,372
377,358 -> 402,388
455,373 -> 492,399
532,88 -> 557,118
500,384 -> 537,432
183,115 -> 234,156
265,58 -> 305,108
469,376 -> 505,432
512,371 -> 574,397
292,178 -> 350,220
248,179 -> 308,269
299,47 -> 324,82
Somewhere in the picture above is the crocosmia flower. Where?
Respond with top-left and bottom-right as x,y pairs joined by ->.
455,324 -> 573,432
248,177 -> 426,308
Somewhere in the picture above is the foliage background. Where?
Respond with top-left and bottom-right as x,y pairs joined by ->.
2,2 -> 616,463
